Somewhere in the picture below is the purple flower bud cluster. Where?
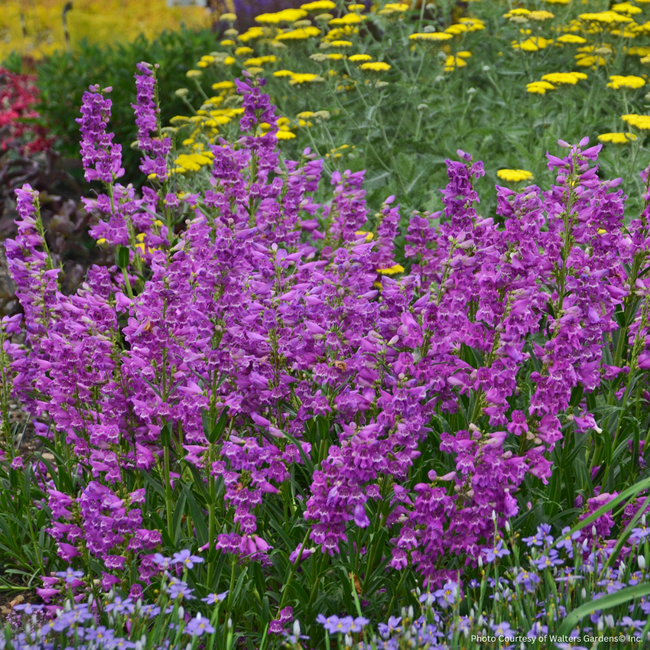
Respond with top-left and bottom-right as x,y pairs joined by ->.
76,85 -> 124,183
132,62 -> 171,180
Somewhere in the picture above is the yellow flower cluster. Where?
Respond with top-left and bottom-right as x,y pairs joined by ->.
527,72 -> 587,94
360,62 -> 392,72
255,9 -> 308,24
512,37 -> 553,52
607,75 -> 646,89
378,3 -> 411,16
497,169 -> 534,182
409,32 -> 454,42
622,114 -> 650,129
445,52 -> 472,72
300,0 -> 336,10
0,0 -> 211,60
326,144 -> 356,159
173,148 -> 215,175
377,264 -> 405,275
598,132 -> 637,143
277,26 -> 321,41
273,71 -> 325,85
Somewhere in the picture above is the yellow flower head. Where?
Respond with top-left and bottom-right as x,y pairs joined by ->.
348,3 -> 365,10
445,24 -> 468,35
512,37 -> 553,52
289,72 -> 324,84
276,130 -> 296,140
497,169 -> 534,182
276,26 -> 321,40
329,13 -> 365,25
273,69 -> 295,77
212,81 -> 235,90
359,61 -> 391,72
297,111 -> 315,118
409,32 -> 453,42
220,13 -> 237,22
504,8 -> 531,19
579,11 -> 633,24
459,17 -> 486,31
622,113 -> 650,129
628,46 -> 650,56
301,0 -> 336,10
611,2 -> 643,14
607,75 -> 646,89
526,80 -> 556,94
220,39 -> 235,46
530,10 -> 555,20
541,72 -> 588,85
244,55 -> 277,66
444,55 -> 468,71
329,40 -> 353,47
255,9 -> 308,23
598,132 -> 637,143
556,34 -> 587,44
355,231 -> 374,241
575,55 -> 607,67
235,46 -> 254,56
239,27 -> 265,42
349,53 -> 373,61
378,3 -> 410,15
186,70 -> 202,78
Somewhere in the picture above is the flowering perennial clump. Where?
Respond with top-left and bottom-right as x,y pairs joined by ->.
3,44 -> 650,644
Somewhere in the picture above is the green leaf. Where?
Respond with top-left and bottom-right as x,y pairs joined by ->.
557,582 -> 650,636
116,245 -> 130,269
183,485 -> 208,547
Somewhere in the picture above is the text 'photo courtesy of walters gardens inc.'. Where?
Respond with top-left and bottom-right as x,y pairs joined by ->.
4,0 -> 650,649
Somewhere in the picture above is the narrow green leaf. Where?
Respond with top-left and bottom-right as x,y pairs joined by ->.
558,583 -> 650,636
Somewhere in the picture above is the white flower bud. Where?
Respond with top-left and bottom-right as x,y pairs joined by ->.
293,620 -> 301,637
638,555 -> 646,570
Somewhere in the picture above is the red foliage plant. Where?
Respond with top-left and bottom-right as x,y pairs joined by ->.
0,67 -> 52,156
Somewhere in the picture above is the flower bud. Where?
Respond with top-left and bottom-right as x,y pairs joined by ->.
638,555 -> 646,570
